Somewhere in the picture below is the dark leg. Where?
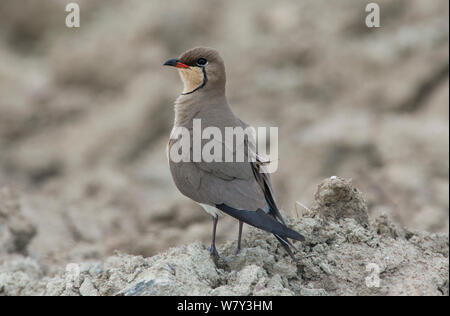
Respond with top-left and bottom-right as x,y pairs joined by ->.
235,220 -> 243,255
208,216 -> 219,261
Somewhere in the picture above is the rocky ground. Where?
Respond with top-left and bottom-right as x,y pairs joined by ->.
0,1 -> 448,295
0,177 -> 448,295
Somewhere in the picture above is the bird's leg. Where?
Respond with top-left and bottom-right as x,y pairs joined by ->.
235,220 -> 243,255
208,216 -> 219,261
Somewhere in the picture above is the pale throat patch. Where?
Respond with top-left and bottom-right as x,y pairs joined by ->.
177,67 -> 204,94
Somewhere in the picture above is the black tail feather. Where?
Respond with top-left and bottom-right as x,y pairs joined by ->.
274,234 -> 298,263
216,203 -> 305,242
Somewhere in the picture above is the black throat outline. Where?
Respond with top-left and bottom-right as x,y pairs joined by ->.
181,67 -> 208,95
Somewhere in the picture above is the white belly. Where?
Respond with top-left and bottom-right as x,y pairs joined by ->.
198,203 -> 224,218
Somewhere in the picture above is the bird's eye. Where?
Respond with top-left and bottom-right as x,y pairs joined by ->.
196,58 -> 207,66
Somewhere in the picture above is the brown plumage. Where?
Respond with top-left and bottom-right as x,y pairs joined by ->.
164,47 -> 304,262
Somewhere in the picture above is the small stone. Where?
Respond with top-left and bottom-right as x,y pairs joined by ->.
79,278 -> 99,296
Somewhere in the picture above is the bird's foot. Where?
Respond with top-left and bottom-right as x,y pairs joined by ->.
208,245 -> 220,264
234,246 -> 241,256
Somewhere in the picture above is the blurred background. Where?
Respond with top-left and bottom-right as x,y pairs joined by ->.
0,0 -> 448,270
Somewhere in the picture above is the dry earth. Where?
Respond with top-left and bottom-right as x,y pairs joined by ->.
0,177 -> 448,296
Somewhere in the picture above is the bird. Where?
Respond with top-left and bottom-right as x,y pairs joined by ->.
163,47 -> 304,262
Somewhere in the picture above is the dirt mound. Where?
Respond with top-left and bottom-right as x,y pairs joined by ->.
1,177 -> 447,296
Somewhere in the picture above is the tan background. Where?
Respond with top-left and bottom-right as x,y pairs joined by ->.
0,0 -> 448,270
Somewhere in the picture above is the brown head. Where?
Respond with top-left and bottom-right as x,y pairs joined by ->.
164,47 -> 226,96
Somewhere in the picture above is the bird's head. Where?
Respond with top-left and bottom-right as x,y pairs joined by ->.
164,47 -> 226,95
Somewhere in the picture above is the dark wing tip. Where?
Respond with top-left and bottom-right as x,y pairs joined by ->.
216,204 -> 305,242
255,209 -> 305,241
296,232 -> 306,242
287,229 -> 305,242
